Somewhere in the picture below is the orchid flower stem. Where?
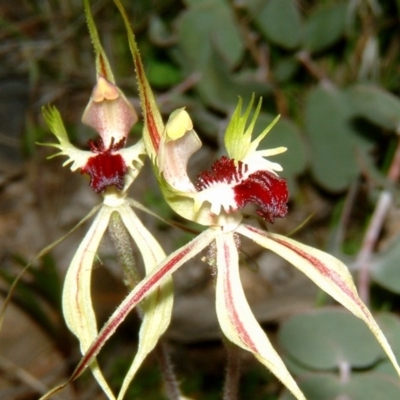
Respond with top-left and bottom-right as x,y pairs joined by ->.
108,211 -> 140,289
155,342 -> 182,400
222,338 -> 241,400
357,137 -> 400,304
108,211 -> 181,400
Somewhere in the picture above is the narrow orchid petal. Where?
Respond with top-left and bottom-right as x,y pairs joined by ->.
62,205 -> 115,399
224,96 -> 284,165
113,0 -> 164,159
238,224 -> 400,378
68,228 -> 217,383
41,105 -> 91,170
84,0 -> 115,83
116,203 -> 173,400
215,233 -> 306,400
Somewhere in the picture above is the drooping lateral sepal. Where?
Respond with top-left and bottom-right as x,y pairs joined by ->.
112,203 -> 174,400
238,224 -> 400,379
214,232 -> 306,400
62,206 -> 115,399
64,229 -> 217,385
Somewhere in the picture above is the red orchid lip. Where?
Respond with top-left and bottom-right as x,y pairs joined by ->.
196,156 -> 289,222
81,137 -> 128,193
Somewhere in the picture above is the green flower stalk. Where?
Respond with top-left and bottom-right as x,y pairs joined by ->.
41,2 -> 400,400
40,2 -> 173,399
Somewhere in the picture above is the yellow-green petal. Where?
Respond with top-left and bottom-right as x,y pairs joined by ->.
215,232 -> 306,400
238,224 -> 400,378
62,205 -> 115,399
116,203 -> 173,400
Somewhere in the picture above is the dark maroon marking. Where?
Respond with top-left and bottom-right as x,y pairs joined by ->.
88,137 -> 126,153
134,53 -> 160,151
234,170 -> 288,223
222,240 -> 258,352
81,151 -> 127,193
99,55 -> 107,78
196,156 -> 288,222
71,241 -> 196,381
196,156 -> 246,190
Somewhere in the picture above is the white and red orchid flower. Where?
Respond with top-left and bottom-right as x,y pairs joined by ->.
41,2 -> 400,400
40,2 -> 173,399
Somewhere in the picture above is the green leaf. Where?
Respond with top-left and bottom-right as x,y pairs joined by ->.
304,2 -> 348,53
372,234 -> 400,294
280,372 -> 400,400
346,84 -> 400,132
252,0 -> 302,50
279,308 -> 383,370
305,86 -> 374,191
194,46 -> 270,112
177,0 -> 244,71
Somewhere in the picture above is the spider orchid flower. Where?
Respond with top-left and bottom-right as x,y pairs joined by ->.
39,2 -> 173,399
50,3 -> 400,400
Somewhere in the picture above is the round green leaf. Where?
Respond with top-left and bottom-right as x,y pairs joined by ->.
280,372 -> 400,400
372,239 -> 400,294
279,308 -> 383,370
346,84 -> 400,132
304,3 -> 347,53
195,50 -> 271,111
252,0 -> 302,50
305,86 -> 374,191
177,0 -> 244,71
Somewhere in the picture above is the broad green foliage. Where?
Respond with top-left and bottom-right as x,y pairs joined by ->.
347,84 -> 400,132
279,309 -> 400,400
372,234 -> 400,294
279,308 -> 383,370
252,0 -> 303,49
305,86 -> 374,191
177,0 -> 243,71
304,2 -> 347,53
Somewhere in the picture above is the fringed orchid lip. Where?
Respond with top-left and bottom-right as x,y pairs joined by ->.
81,137 -> 128,193
195,156 -> 289,223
